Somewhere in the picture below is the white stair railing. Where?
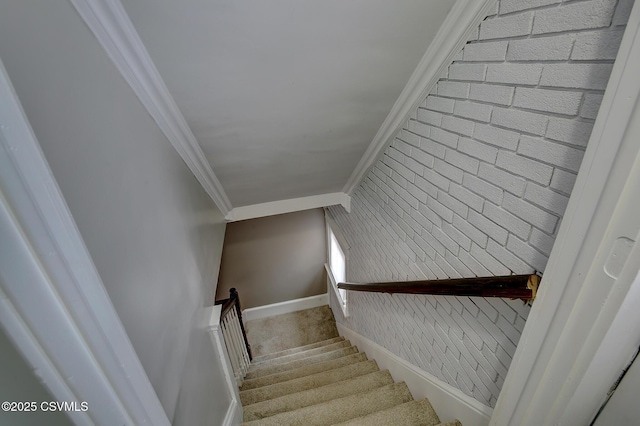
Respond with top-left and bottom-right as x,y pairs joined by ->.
215,288 -> 252,385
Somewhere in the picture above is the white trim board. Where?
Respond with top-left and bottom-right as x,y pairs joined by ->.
0,58 -> 169,424
226,192 -> 351,222
68,0 -> 232,216
243,294 -> 329,322
206,305 -> 243,426
491,3 -> 640,425
337,323 -> 492,426
342,0 -> 496,194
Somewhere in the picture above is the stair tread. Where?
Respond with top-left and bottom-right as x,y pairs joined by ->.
239,359 -> 380,406
246,305 -> 339,358
241,382 -> 414,426
252,337 -> 345,363
244,346 -> 359,379
241,307 -> 456,426
240,352 -> 368,391
249,340 -> 351,370
333,398 -> 441,426
243,370 -> 394,421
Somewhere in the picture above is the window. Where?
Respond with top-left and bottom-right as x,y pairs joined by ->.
326,214 -> 348,316
329,229 -> 346,298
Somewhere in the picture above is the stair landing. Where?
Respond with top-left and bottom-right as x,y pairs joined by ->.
245,305 -> 339,357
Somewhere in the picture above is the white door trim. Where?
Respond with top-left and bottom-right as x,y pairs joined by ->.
0,58 -> 169,425
491,2 -> 640,425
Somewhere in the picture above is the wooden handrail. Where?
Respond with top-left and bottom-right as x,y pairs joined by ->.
216,296 -> 235,318
215,288 -> 252,360
337,274 -> 539,300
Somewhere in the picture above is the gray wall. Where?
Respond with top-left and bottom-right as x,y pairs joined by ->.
328,0 -> 633,408
0,0 -> 229,423
217,209 -> 327,309
0,327 -> 72,426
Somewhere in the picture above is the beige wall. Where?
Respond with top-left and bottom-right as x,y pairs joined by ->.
217,209 -> 327,309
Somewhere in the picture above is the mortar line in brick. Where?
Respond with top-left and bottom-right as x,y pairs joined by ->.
460,97 -> 513,109
446,111 -> 500,127
468,81 -> 580,91
535,136 -> 590,152
515,154 -> 585,175
503,59 -> 574,64
497,2 -> 564,17
488,123 -> 549,139
476,32 -> 535,42
504,189 -> 567,221
506,102 -> 583,118
550,59 -> 617,65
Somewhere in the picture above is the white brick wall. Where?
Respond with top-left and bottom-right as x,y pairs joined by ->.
329,0 -> 632,408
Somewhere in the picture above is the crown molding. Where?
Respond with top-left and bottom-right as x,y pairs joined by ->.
342,0 -> 496,195
69,0 -> 232,215
226,192 -> 351,222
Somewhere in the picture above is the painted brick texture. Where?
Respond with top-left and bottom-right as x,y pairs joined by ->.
328,0 -> 632,408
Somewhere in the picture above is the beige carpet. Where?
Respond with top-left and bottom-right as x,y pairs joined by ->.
239,305 -> 462,425
245,305 -> 339,357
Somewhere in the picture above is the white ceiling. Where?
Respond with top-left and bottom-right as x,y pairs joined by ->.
121,0 -> 455,207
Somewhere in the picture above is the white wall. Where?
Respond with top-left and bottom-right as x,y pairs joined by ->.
0,0 -> 228,423
329,0 -> 633,408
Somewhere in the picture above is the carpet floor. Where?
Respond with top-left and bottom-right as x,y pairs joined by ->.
239,306 -> 462,425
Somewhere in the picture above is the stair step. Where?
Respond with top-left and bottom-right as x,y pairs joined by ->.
333,398 -> 441,426
249,340 -> 351,370
246,305 -> 339,358
240,359 -> 380,405
241,352 -> 368,391
244,346 -> 359,379
241,382 -> 414,426
243,370 -> 394,421
252,337 -> 345,363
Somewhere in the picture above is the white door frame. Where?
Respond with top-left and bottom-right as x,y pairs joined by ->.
0,58 -> 169,425
491,2 -> 640,425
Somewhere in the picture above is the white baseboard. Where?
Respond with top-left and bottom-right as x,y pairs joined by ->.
243,294 -> 329,322
222,400 -> 242,426
337,323 -> 492,426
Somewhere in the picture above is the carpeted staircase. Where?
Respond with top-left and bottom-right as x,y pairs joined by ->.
239,306 -> 462,426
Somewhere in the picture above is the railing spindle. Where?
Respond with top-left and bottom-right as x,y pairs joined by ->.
214,288 -> 253,385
